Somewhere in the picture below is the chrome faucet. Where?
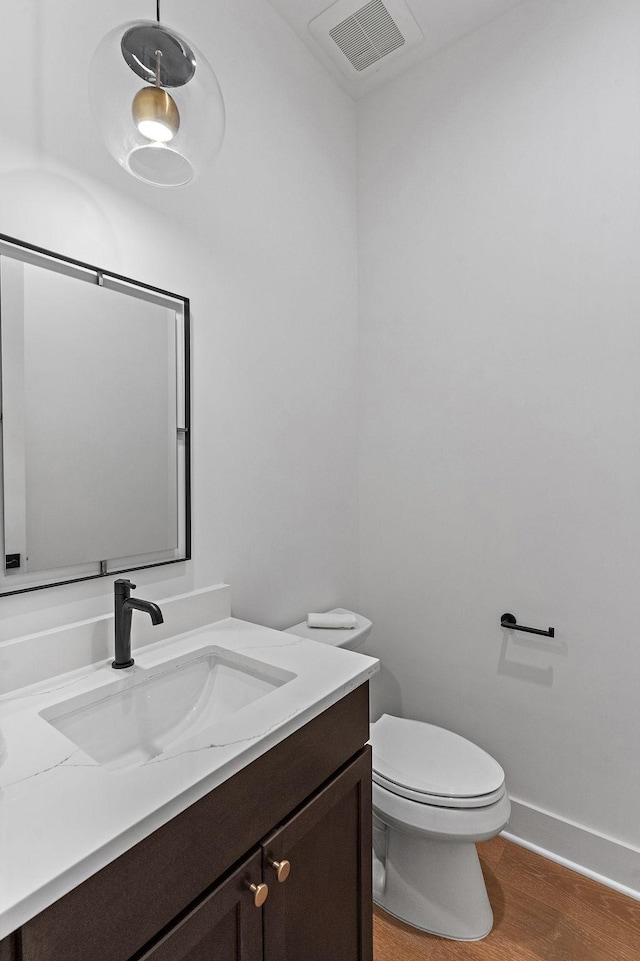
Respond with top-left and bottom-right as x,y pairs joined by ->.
112,578 -> 164,669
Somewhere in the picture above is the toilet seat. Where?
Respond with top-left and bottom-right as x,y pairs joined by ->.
373,771 -> 505,808
370,715 -> 505,810
373,780 -> 511,843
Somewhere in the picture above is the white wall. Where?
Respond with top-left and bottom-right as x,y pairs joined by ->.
358,0 -> 640,873
0,0 -> 359,639
4,0 -> 640,893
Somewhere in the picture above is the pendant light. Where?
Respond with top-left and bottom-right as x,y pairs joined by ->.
89,2 -> 225,186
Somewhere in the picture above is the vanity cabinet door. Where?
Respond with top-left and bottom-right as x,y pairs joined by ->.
0,934 -> 18,961
137,851 -> 263,961
261,747 -> 372,961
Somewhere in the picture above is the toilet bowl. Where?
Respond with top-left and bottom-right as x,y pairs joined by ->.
284,609 -> 510,941
370,714 -> 510,940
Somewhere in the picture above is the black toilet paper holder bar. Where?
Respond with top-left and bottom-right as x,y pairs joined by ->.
500,612 -> 555,638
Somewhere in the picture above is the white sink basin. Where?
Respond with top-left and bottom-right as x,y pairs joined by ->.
39,646 -> 295,772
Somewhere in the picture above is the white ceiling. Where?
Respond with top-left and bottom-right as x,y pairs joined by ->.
267,0 -> 527,98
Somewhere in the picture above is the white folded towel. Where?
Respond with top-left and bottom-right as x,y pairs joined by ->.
306,612 -> 357,630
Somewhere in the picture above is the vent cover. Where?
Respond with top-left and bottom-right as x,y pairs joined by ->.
329,0 -> 404,72
309,0 -> 423,80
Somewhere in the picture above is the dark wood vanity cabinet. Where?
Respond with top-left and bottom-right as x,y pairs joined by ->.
138,851 -> 264,961
138,752 -> 370,961
261,749 -> 371,961
1,684 -> 372,961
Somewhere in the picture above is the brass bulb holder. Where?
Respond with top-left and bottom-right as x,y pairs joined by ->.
132,86 -> 180,141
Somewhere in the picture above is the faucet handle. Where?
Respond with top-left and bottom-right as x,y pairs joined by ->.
114,578 -> 136,593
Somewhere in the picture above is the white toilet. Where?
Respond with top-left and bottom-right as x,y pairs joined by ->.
285,609 -> 510,942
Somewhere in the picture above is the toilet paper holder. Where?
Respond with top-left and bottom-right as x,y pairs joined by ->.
500,612 -> 555,638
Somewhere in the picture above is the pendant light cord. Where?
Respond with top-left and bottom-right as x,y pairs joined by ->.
156,0 -> 160,23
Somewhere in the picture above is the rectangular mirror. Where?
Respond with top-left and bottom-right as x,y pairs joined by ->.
0,233 -> 190,595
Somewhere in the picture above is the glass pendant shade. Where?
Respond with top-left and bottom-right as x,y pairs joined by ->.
89,20 -> 225,186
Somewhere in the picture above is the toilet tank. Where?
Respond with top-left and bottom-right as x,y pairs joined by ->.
284,608 -> 372,651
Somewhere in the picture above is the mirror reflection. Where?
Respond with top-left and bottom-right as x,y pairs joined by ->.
0,234 -> 190,595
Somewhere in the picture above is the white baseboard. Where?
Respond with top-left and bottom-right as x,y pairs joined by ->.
503,796 -> 640,901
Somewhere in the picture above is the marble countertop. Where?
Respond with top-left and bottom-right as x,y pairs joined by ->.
0,617 -> 379,939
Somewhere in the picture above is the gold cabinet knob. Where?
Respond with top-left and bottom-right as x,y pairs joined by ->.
248,881 -> 269,907
269,858 -> 291,883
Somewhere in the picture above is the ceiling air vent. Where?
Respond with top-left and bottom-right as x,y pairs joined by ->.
310,0 -> 423,77
330,0 -> 404,72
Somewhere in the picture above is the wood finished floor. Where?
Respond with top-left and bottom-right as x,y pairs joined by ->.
373,837 -> 640,961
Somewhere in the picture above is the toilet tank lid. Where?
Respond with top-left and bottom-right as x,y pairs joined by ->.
369,714 -> 505,799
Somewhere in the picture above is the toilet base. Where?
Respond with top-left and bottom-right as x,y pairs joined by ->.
374,830 -> 494,941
